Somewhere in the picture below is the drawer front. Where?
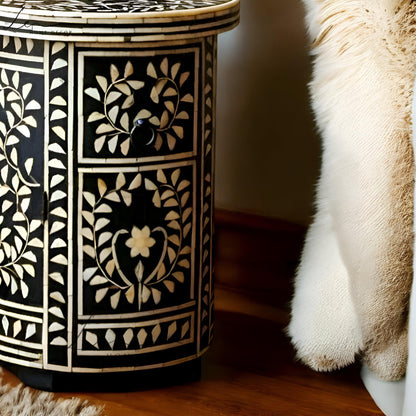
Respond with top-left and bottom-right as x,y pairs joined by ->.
76,161 -> 198,368
78,162 -> 196,317
78,45 -> 200,164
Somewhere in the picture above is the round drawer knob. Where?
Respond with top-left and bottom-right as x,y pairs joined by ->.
130,118 -> 155,148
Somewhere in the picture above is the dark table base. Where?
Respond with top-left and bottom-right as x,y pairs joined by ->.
1,358 -> 201,392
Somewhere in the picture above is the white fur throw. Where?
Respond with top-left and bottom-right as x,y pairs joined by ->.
288,0 -> 416,381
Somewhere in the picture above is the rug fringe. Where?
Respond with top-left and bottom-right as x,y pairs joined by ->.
0,370 -> 105,416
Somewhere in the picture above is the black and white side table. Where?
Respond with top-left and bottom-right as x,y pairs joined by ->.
0,0 -> 239,390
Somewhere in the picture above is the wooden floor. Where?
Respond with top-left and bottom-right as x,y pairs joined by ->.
0,210 -> 384,415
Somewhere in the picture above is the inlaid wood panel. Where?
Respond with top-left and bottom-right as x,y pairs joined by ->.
78,47 -> 199,163
1,0 -> 231,12
0,0 -> 240,42
0,34 -> 218,374
0,34 -> 45,369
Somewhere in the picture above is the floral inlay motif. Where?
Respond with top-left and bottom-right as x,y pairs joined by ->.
85,57 -> 193,155
0,65 -> 43,299
81,167 -> 193,312
126,226 -> 156,258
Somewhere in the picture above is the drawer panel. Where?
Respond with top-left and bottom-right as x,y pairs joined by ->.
78,45 -> 200,164
77,161 -> 197,319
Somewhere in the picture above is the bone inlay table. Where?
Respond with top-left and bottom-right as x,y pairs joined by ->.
0,0 -> 239,390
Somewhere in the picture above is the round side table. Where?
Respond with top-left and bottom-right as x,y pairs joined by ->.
0,0 -> 239,391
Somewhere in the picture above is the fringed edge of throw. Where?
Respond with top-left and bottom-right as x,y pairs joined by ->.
0,369 -> 105,416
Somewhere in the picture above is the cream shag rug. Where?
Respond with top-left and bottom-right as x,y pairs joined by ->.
0,371 -> 104,416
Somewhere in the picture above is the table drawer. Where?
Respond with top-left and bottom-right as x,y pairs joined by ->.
78,45 -> 200,164
77,161 -> 196,317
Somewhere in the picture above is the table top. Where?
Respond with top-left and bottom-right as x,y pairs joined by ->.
0,0 -> 240,42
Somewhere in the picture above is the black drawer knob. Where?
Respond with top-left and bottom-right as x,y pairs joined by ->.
130,118 -> 155,148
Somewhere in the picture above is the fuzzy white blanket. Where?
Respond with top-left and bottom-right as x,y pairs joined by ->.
289,0 -> 416,382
